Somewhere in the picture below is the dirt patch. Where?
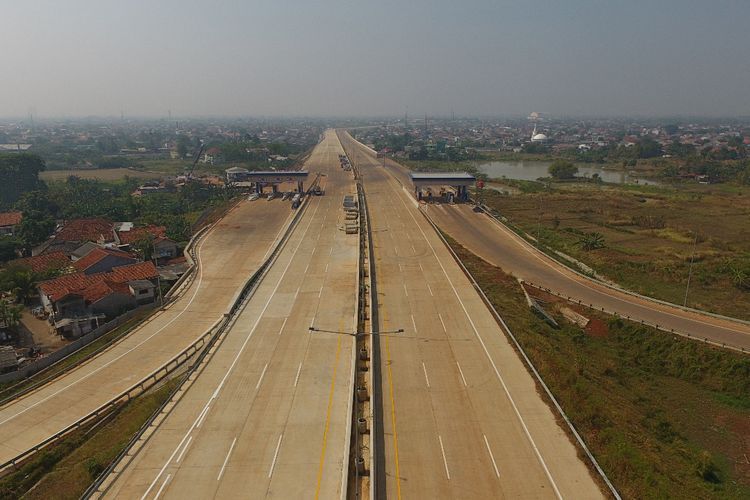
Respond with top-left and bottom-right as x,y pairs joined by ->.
585,318 -> 610,338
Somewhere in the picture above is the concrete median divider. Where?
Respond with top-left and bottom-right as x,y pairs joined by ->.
0,195 -> 313,483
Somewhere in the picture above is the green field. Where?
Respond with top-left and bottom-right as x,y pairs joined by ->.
41,168 -> 162,181
445,233 -> 750,499
478,180 -> 750,320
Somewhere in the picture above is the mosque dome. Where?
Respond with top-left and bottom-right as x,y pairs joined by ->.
531,133 -> 548,142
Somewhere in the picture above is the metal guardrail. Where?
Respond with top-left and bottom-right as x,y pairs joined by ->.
475,202 -> 750,331
419,207 -> 622,500
0,222 -> 218,407
473,204 -> 748,354
0,197 -> 311,478
521,281 -> 747,354
84,192 -> 313,498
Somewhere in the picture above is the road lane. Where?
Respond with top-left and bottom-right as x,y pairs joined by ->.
340,131 -> 603,499
347,133 -> 750,351
100,130 -> 359,499
0,195 -> 294,465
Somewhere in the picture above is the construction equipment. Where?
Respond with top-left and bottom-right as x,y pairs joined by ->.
186,143 -> 205,180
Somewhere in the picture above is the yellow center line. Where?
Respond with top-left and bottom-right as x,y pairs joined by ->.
314,319 -> 343,500
377,228 -> 403,500
384,310 -> 403,500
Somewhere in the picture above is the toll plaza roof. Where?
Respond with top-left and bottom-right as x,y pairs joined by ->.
240,170 -> 309,183
409,172 -> 476,185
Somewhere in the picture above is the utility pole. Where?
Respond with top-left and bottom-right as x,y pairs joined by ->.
683,231 -> 698,307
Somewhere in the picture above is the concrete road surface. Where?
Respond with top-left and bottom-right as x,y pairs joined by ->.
352,138 -> 750,352
0,192 -> 295,465
425,203 -> 750,351
340,131 -> 603,499
99,130 -> 359,499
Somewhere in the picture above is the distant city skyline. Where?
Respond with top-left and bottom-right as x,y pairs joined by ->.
2,0 -> 749,119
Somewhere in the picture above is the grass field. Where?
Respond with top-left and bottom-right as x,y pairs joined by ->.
478,180 -> 750,320
41,168 -> 162,181
444,233 -> 750,499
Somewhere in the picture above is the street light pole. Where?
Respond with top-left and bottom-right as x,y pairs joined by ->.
683,231 -> 698,307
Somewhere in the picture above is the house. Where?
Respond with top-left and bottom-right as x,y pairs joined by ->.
9,251 -> 71,274
0,212 -> 22,236
38,261 -> 159,337
72,247 -> 137,275
70,242 -> 100,261
115,225 -> 178,261
34,218 -> 115,256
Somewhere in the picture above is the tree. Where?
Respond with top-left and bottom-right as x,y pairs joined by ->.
0,300 -> 22,329
0,238 -> 21,263
548,160 -> 578,180
577,232 -> 606,251
0,267 -> 38,304
637,137 -> 662,159
132,235 -> 155,261
0,153 -> 46,207
176,135 -> 190,159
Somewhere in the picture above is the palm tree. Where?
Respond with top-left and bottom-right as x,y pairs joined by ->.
578,232 -> 606,251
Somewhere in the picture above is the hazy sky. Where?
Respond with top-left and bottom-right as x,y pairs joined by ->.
2,0 -> 749,118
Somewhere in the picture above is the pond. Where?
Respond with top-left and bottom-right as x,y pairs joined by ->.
476,160 -> 660,185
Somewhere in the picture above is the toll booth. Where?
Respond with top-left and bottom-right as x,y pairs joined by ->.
409,172 -> 476,203
226,170 -> 309,194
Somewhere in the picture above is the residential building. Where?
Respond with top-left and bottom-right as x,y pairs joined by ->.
115,224 -> 178,260
72,247 -> 137,275
0,212 -> 22,236
38,261 -> 159,337
9,251 -> 71,274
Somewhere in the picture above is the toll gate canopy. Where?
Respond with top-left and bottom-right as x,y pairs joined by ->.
226,169 -> 309,193
409,172 -> 476,202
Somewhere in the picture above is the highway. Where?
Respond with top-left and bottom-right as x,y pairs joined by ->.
0,184 -> 295,466
339,131 -> 603,498
98,130 -> 359,499
358,142 -> 750,352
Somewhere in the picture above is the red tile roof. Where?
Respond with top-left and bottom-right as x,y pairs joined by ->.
10,251 -> 71,274
39,261 -> 158,303
81,280 -> 131,304
72,247 -> 135,273
0,212 -> 22,227
109,261 -> 158,283
116,225 -> 168,245
54,218 -> 115,243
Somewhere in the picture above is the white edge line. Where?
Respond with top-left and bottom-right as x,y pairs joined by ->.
484,434 -> 500,478
217,437 -> 237,481
153,474 -> 171,500
422,362 -> 430,388
256,363 -> 269,390
456,362 -> 467,387
268,434 -> 283,478
175,435 -> 193,463
438,313 -> 447,332
294,362 -> 302,387
438,435 -> 450,480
